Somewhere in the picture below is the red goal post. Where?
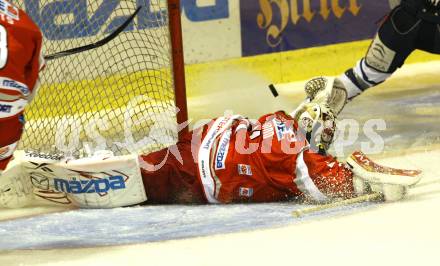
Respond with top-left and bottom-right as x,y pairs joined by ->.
168,0 -> 189,138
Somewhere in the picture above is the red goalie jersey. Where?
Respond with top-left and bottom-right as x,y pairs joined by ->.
140,111 -> 355,204
0,0 -> 44,170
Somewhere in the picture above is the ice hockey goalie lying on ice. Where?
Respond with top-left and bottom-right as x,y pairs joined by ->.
0,78 -> 421,208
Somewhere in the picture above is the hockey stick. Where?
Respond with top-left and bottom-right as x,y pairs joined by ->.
292,192 -> 383,218
44,6 -> 142,61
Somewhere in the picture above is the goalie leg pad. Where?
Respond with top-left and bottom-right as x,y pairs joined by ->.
347,151 -> 421,202
0,158 -> 34,208
1,152 -> 148,208
353,175 -> 408,202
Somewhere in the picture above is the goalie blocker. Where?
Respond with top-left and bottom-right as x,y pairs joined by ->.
1,113 -> 422,209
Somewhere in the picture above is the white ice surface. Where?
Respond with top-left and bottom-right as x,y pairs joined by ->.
0,61 -> 440,265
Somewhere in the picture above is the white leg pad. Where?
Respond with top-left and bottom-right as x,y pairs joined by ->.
0,151 -> 147,208
347,151 -> 422,202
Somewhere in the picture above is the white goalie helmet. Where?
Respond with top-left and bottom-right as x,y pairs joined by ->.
292,101 -> 337,151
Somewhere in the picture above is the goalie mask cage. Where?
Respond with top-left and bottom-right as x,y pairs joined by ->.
16,0 -> 188,158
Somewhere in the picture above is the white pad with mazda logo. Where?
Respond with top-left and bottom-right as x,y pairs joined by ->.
0,151 -> 147,208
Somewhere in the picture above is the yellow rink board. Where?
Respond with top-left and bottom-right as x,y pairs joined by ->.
27,71 -> 174,119
27,40 -> 440,120
186,40 -> 440,94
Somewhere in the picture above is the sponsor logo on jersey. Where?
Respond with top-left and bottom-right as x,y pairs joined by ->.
0,0 -> 19,20
200,160 -> 207,179
273,119 -> 295,141
262,122 -> 274,139
239,187 -> 253,198
2,79 -> 30,96
0,145 -> 9,158
215,130 -> 231,170
18,114 -> 25,124
0,99 -> 26,119
237,164 -> 252,176
54,176 -> 126,194
0,104 -> 12,113
202,117 -> 230,150
274,120 -> 286,140
0,142 -> 16,159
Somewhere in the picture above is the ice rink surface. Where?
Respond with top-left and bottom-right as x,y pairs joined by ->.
0,61 -> 439,266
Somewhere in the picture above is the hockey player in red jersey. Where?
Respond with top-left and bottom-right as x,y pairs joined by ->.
140,107 -> 352,204
139,101 -> 421,205
0,0 -> 44,173
0,95 -> 421,208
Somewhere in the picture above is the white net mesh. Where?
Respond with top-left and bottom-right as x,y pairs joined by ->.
16,0 -> 179,158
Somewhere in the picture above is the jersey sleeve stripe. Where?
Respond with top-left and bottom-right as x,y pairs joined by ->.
294,150 -> 329,203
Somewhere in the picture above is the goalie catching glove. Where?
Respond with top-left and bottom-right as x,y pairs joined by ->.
346,151 -> 422,201
304,76 -> 348,115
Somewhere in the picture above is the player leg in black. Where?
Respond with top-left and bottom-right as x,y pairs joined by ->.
339,5 -> 421,99
402,0 -> 440,53
415,19 -> 440,54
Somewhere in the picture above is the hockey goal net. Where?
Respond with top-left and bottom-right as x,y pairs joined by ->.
15,0 -> 188,158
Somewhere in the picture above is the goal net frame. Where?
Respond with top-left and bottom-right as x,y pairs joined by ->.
16,0 -> 189,157
167,0 -> 189,139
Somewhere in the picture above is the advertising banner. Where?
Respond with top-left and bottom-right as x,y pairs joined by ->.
21,1 -> 398,63
240,0 -> 393,57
